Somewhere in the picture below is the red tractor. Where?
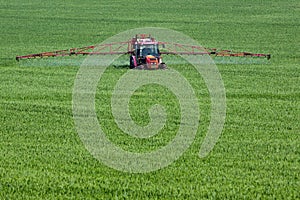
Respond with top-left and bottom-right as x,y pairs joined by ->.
129,34 -> 167,69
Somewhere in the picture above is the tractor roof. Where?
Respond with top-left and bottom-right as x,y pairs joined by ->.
131,34 -> 158,45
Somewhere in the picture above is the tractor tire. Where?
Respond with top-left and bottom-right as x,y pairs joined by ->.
129,56 -> 135,69
158,63 -> 167,69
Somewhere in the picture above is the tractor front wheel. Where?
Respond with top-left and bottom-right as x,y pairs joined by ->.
158,63 -> 167,69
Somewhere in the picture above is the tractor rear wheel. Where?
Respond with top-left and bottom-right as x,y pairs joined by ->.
129,56 -> 135,69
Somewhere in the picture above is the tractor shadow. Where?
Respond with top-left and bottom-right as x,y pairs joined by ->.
112,64 -> 130,69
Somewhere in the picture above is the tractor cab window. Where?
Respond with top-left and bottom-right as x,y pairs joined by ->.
142,48 -> 152,56
139,44 -> 159,57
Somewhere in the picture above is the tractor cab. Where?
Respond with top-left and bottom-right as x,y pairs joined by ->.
130,34 -> 165,69
137,44 -> 159,57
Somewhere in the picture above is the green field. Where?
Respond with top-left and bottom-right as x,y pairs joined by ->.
1,0 -> 299,199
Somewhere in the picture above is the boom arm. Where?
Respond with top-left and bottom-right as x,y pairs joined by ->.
158,42 -> 271,59
16,42 -> 132,61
